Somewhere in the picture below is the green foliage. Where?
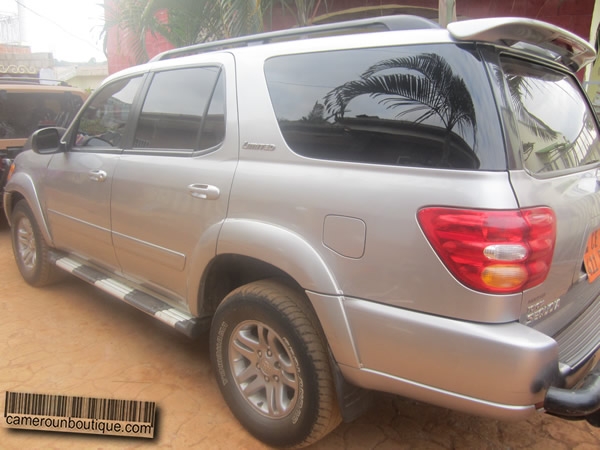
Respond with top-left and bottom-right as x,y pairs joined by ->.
101,0 -> 329,64
102,0 -> 269,64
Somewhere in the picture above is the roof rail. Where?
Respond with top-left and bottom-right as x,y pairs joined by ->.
0,76 -> 70,86
151,15 -> 440,62
448,17 -> 596,72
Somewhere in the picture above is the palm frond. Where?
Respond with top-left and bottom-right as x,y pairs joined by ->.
325,52 -> 477,145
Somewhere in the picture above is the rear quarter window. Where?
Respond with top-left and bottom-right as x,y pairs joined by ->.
264,44 -> 506,170
500,57 -> 600,175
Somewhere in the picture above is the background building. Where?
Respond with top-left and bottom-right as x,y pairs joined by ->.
104,0 -> 596,75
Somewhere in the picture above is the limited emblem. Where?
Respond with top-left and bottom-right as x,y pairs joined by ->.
242,142 -> 276,151
526,298 -> 561,324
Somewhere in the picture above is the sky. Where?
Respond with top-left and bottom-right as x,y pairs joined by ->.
0,0 -> 106,62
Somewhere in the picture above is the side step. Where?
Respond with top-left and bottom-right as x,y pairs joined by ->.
49,251 -> 210,338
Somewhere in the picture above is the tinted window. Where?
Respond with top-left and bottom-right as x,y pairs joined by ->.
133,67 -> 225,151
0,91 -> 84,139
75,76 -> 143,148
501,57 -> 600,174
264,44 -> 505,170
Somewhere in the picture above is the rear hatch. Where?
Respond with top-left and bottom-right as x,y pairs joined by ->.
497,54 -> 600,359
447,17 -> 600,373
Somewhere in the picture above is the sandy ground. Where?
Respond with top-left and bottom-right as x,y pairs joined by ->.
1,214 -> 600,449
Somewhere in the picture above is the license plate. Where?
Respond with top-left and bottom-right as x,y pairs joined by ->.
584,229 -> 600,283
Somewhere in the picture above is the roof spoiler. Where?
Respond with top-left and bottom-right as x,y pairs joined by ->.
448,17 -> 596,72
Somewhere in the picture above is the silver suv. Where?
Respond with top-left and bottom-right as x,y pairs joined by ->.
5,15 -> 600,448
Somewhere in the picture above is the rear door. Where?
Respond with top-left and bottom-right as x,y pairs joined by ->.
110,55 -> 237,307
498,55 -> 600,334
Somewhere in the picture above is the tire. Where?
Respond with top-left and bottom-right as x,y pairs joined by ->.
210,279 -> 341,448
11,200 -> 61,286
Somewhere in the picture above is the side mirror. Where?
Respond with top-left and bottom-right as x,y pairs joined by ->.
31,127 -> 64,154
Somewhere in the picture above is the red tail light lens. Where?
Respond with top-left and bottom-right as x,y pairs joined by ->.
417,207 -> 556,294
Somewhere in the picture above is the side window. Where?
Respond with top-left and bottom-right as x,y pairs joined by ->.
500,57 -> 600,174
75,76 -> 143,148
133,66 -> 225,152
264,45 -> 505,170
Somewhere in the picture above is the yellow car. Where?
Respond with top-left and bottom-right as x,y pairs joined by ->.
0,78 -> 87,205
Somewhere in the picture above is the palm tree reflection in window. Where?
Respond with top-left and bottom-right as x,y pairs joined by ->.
323,53 -> 478,168
500,70 -> 558,162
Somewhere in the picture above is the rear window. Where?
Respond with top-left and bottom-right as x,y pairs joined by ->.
501,57 -> 600,175
0,90 -> 84,139
133,66 -> 225,152
264,44 -> 505,170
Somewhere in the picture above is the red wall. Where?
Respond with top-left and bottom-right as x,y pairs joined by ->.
457,0 -> 594,40
268,0 -> 593,40
105,0 -> 173,74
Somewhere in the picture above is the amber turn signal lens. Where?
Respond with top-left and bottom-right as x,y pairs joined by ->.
6,163 -> 15,182
481,265 -> 528,289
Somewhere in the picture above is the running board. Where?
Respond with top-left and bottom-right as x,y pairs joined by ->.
49,251 -> 210,338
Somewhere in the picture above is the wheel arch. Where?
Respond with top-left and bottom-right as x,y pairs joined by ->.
4,172 -> 53,245
219,219 -> 339,291
198,253 -> 303,318
193,219 -> 341,317
195,221 -> 373,421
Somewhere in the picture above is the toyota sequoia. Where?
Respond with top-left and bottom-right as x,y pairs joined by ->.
5,15 -> 600,448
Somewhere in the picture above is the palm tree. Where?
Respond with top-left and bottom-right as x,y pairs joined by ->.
324,53 -> 477,164
102,0 -> 271,64
102,0 -> 330,64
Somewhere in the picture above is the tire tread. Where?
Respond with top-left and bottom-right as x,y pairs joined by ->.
217,279 -> 342,447
11,200 -> 62,287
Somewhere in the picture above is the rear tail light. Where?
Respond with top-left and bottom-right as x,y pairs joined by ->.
417,207 -> 556,294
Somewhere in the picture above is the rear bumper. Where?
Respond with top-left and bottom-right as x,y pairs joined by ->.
308,292 -> 600,420
544,363 -> 600,417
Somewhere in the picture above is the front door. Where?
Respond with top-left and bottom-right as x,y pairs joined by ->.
44,76 -> 144,271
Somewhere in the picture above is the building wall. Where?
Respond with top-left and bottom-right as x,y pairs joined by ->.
457,0 -> 594,40
105,1 -> 595,74
66,75 -> 107,91
105,0 -> 173,74
284,0 -> 594,40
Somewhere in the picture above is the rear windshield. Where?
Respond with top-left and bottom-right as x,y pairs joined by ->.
264,44 -> 506,170
501,57 -> 600,175
0,90 -> 84,140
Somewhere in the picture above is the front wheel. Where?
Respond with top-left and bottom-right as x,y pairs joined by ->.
210,280 -> 341,448
11,200 -> 61,286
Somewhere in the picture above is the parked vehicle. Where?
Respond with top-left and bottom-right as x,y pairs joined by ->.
0,78 -> 86,207
5,15 -> 600,448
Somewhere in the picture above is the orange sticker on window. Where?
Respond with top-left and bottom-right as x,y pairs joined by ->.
584,229 -> 600,283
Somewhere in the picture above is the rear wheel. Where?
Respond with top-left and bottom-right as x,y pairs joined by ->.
11,200 -> 61,286
210,279 -> 341,448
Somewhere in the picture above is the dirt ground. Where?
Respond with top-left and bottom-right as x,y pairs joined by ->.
1,214 -> 600,449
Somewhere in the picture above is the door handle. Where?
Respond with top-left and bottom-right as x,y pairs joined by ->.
188,184 -> 220,200
89,169 -> 107,182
